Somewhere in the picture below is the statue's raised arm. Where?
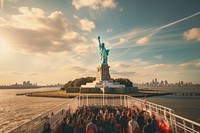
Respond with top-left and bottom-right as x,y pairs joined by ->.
97,36 -> 110,64
98,36 -> 101,46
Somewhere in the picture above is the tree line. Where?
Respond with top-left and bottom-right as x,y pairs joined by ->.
61,77 -> 133,90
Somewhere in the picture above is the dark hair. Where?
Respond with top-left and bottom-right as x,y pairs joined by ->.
141,111 -> 144,115
131,115 -> 135,120
148,118 -> 152,123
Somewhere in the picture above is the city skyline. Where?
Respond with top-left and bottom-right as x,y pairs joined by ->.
0,78 -> 199,86
0,0 -> 200,84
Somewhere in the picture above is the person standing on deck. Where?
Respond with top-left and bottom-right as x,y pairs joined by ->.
144,118 -> 154,133
128,115 -> 140,133
86,118 -> 97,133
137,111 -> 145,132
152,115 -> 158,133
119,111 -> 128,133
62,118 -> 67,133
66,117 -> 74,133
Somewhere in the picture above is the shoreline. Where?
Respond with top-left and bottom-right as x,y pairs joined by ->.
17,90 -> 172,98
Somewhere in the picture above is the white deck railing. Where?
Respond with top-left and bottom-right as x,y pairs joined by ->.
125,95 -> 200,133
5,94 -> 200,133
5,97 -> 79,133
77,95 -> 200,133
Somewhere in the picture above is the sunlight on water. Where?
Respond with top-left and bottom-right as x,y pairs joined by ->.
0,88 -> 67,131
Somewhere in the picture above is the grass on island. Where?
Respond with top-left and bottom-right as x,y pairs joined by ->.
30,91 -> 125,97
28,90 -> 168,98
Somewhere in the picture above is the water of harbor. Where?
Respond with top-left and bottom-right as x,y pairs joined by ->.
146,95 -> 200,123
0,87 -> 66,132
144,87 -> 200,123
0,87 -> 199,132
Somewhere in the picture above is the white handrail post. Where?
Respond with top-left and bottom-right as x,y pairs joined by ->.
84,95 -> 86,106
155,105 -> 158,115
123,95 -> 125,107
87,95 -> 88,106
119,95 -> 121,106
169,111 -> 174,133
120,95 -> 122,106
127,96 -> 129,108
78,95 -> 80,107
164,108 -> 166,120
183,120 -> 186,133
113,96 -> 114,106
124,95 -> 126,107
191,123 -> 194,133
174,116 -> 178,133
149,103 -> 152,116
94,95 -> 96,105
126,95 -> 128,107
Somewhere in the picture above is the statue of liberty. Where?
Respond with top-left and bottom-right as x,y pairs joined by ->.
98,36 -> 110,64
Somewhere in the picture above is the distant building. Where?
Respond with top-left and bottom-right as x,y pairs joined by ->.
22,81 -> 33,87
139,78 -> 198,87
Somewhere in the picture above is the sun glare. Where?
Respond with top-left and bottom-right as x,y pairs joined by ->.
0,39 -> 11,55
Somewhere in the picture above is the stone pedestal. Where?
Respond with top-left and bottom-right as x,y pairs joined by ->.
81,64 -> 127,94
96,64 -> 111,81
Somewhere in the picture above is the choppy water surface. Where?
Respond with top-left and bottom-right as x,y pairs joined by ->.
0,88 -> 66,131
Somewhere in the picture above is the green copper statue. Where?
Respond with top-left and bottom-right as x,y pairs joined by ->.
98,36 -> 110,64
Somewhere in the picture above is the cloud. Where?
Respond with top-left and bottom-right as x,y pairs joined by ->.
8,71 -> 24,75
0,7 -> 88,54
132,58 -> 149,65
179,59 -> 200,67
79,18 -> 95,32
136,11 -> 200,44
107,28 -> 149,42
111,69 -> 136,76
141,73 -> 149,76
119,7 -> 123,12
183,28 -> 200,42
26,72 -> 39,76
174,72 -> 182,75
119,38 -> 127,43
106,28 -> 113,32
116,63 -> 130,68
108,37 -> 127,49
144,64 -> 172,70
7,71 -> 38,76
70,66 -> 87,72
74,43 -> 97,53
72,0 -> 117,10
73,15 -> 95,32
180,61 -> 200,67
136,37 -> 149,44
0,0 -> 3,11
0,0 -> 18,11
154,55 -> 162,60
73,15 -> 79,19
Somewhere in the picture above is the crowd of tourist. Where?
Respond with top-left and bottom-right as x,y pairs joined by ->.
60,105 -> 159,133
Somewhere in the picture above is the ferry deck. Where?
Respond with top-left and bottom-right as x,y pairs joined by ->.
6,95 -> 200,133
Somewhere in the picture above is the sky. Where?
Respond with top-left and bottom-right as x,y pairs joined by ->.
0,0 -> 200,85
